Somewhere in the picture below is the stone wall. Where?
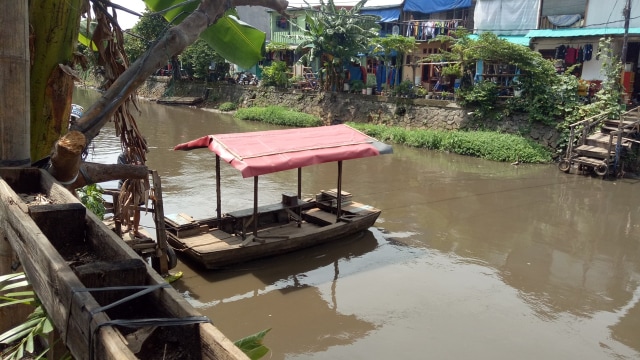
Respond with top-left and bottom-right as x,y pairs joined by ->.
138,78 -> 561,149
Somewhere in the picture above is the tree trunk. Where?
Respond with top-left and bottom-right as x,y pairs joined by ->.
74,0 -> 288,143
0,0 -> 30,167
44,0 -> 287,187
29,0 -> 84,161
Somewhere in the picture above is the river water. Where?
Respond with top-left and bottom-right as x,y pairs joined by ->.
74,88 -> 640,359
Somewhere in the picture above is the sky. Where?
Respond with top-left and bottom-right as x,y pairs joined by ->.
110,0 -> 147,29
108,0 -> 399,29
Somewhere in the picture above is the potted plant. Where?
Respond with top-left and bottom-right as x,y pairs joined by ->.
350,80 -> 364,94
365,75 -> 377,95
415,86 -> 427,98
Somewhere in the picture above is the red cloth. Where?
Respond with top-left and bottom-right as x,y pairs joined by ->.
565,47 -> 579,65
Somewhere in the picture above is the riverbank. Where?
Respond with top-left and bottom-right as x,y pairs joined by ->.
136,77 -> 561,152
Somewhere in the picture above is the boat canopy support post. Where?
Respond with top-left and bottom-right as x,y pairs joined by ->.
253,176 -> 259,237
297,167 -> 302,199
216,155 -> 221,220
336,160 -> 342,222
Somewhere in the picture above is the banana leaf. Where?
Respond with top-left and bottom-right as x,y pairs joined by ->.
144,0 -> 265,68
78,19 -> 99,51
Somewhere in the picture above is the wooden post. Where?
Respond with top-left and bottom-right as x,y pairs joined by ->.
0,0 -> 32,336
151,171 -> 169,275
216,155 -> 221,220
336,161 -> 343,222
0,0 -> 30,167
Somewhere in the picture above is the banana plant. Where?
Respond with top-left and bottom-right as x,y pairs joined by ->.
0,273 -> 56,360
143,0 -> 266,69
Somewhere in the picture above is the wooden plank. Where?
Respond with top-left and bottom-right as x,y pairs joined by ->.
28,202 -> 85,248
177,224 -> 210,238
575,145 -> 613,159
74,259 -> 147,319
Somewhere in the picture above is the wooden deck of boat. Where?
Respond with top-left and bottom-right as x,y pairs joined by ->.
174,218 -> 328,255
166,200 -> 381,268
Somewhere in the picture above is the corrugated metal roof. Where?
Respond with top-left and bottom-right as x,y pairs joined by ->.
527,27 -> 640,38
468,34 -> 531,46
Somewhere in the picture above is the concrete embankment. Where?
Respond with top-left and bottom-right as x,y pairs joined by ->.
138,77 -> 560,150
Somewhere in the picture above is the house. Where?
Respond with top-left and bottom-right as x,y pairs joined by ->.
361,0 -> 474,92
527,0 -> 640,102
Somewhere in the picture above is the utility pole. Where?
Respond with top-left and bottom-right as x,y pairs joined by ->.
621,0 -> 631,66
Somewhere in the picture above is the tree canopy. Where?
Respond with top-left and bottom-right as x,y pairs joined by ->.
296,0 -> 380,91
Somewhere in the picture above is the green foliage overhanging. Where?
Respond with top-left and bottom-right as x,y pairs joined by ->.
349,123 -> 553,164
234,106 -> 322,127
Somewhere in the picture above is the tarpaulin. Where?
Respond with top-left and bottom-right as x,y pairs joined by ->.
474,0 -> 539,36
404,0 -> 471,14
361,7 -> 402,23
174,125 -> 393,178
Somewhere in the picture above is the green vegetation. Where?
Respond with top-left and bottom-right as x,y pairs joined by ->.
0,273 -> 58,360
296,0 -> 380,91
123,10 -> 169,63
370,35 -> 417,93
234,329 -> 271,360
180,39 -> 225,80
261,61 -> 290,88
235,106 -> 322,127
349,123 -> 553,163
218,102 -> 238,111
77,184 -> 106,220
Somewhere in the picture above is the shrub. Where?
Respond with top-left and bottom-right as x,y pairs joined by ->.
218,102 -> 237,111
235,106 -> 322,127
261,61 -> 290,88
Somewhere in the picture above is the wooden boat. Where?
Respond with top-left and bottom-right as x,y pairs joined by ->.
0,167 -> 248,359
165,124 -> 393,269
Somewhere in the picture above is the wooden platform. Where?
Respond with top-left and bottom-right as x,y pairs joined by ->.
157,96 -> 204,105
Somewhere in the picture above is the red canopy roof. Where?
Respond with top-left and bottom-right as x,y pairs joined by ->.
173,124 -> 392,178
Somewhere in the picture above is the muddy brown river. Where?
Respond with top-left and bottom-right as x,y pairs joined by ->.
75,88 -> 640,359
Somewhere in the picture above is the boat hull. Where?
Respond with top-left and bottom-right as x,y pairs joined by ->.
0,167 -> 248,359
165,200 -> 381,269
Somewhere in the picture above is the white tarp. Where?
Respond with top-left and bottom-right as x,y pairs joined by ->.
287,0 -> 401,8
474,0 -> 539,36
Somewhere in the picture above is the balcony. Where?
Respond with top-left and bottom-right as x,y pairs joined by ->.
272,30 -> 308,46
380,19 -> 470,41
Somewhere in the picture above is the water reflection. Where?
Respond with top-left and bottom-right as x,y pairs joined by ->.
74,87 -> 640,359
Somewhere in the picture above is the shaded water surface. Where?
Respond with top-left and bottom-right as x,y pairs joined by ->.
75,88 -> 640,359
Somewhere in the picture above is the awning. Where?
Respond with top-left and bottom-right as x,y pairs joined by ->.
526,27 -> 640,38
173,125 -> 393,178
468,34 -> 531,46
361,7 -> 402,23
404,0 -> 471,14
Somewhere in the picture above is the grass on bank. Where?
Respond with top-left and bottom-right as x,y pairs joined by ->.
232,106 -> 552,163
349,123 -> 553,164
234,106 -> 322,127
